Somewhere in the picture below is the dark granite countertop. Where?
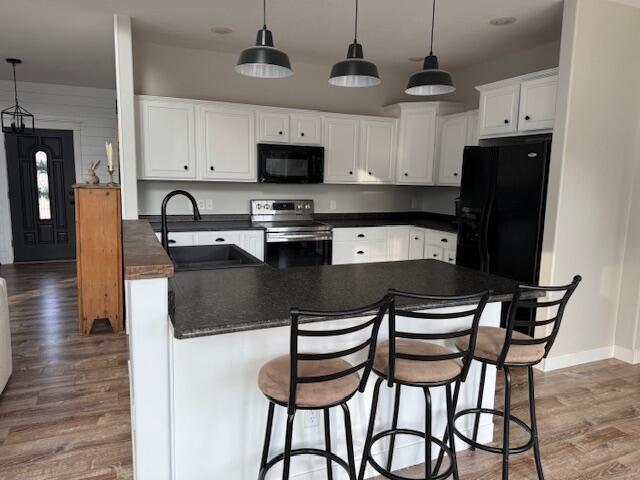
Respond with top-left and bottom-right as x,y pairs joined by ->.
169,259 -> 537,339
143,212 -> 457,234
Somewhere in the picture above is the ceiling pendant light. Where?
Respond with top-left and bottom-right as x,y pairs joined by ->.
405,0 -> 455,96
2,59 -> 35,134
329,0 -> 380,87
235,0 -> 293,78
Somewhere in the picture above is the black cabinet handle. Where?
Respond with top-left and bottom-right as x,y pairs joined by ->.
168,239 -> 176,244
441,238 -> 448,243
453,172 -> 458,177
210,166 -> 214,171
357,251 -> 364,255
215,238 -> 225,242
504,119 -> 509,124
301,132 -> 305,136
349,171 -> 353,175
404,173 -> 408,176
357,234 -> 365,238
183,165 -> 188,170
449,258 -> 454,262
525,115 -> 531,120
433,254 -> 438,258
278,131 -> 283,135
414,237 -> 420,240
368,171 -> 372,175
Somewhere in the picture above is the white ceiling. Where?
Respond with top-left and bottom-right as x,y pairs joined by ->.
0,0 -> 563,89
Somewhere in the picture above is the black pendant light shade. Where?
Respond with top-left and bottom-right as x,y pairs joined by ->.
405,0 -> 455,96
2,58 -> 34,134
329,0 -> 380,87
235,0 -> 292,78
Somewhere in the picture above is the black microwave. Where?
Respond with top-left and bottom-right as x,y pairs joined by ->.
258,144 -> 324,183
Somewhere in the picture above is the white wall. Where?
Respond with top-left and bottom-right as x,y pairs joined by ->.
137,181 -> 426,215
540,0 -> 640,370
0,81 -> 118,264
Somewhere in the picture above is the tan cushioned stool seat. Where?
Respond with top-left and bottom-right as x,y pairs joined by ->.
258,355 -> 360,407
456,326 -> 545,365
373,339 -> 462,384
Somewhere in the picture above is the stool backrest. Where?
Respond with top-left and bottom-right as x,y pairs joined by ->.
288,296 -> 389,413
498,275 -> 582,368
387,290 -> 491,386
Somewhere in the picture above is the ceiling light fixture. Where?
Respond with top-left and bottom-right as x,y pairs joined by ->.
2,59 -> 34,134
212,26 -> 233,35
235,0 -> 292,78
489,16 -> 517,26
328,0 -> 381,87
405,0 -> 455,96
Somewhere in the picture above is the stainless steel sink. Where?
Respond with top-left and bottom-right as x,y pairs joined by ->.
169,244 -> 264,271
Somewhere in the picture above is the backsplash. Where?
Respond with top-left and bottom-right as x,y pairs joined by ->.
137,181 -> 458,216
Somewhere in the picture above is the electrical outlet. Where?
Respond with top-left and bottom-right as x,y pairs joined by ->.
206,199 -> 213,210
197,199 -> 205,211
330,200 -> 337,210
303,411 -> 319,429
411,199 -> 418,209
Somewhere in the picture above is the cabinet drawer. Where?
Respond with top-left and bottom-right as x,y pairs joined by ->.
197,231 -> 242,246
426,231 -> 457,247
425,245 -> 444,261
332,227 -> 388,242
332,240 -> 387,265
155,232 -> 196,247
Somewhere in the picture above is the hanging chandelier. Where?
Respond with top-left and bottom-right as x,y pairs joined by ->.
2,59 -> 34,134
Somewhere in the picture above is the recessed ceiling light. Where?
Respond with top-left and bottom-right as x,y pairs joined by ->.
408,56 -> 424,62
211,26 -> 233,35
489,16 -> 517,26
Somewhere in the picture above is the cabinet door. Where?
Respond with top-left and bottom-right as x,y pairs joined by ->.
257,111 -> 289,143
386,227 -> 410,261
518,76 -> 558,132
290,113 -> 322,145
466,110 -> 479,146
409,229 -> 426,260
437,115 -> 468,186
240,231 -> 265,261
323,116 -> 359,184
396,108 -> 436,185
138,99 -> 197,179
478,84 -> 520,137
359,119 -> 396,184
425,245 -> 444,261
444,248 -> 457,264
199,106 -> 256,181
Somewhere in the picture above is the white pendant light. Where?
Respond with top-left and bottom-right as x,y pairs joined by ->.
406,0 -> 455,96
235,0 -> 293,79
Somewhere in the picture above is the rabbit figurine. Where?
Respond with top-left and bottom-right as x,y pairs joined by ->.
84,160 -> 101,184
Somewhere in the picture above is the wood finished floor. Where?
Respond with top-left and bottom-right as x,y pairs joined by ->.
0,263 -> 639,479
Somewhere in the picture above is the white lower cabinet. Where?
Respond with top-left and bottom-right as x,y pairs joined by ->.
155,230 -> 264,260
332,226 -> 456,265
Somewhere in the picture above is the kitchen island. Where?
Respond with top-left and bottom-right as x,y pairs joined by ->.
124,220 -> 535,480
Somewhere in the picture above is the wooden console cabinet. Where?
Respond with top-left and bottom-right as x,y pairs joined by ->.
74,185 -> 123,334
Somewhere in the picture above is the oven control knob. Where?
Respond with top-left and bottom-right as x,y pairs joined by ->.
256,204 -> 262,210
305,204 -> 311,209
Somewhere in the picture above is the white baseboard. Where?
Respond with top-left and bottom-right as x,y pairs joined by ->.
613,345 -> 640,364
542,346 -> 613,372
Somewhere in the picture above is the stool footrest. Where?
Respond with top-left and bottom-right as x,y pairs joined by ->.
365,427 -> 454,480
258,447 -> 350,480
453,407 -> 535,455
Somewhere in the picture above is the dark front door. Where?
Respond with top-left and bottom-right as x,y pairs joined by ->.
5,129 -> 76,262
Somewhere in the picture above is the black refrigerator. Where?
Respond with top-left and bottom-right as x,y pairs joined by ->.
456,135 -> 551,288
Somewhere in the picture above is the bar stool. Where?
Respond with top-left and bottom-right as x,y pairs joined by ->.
440,276 -> 581,480
358,290 -> 490,480
257,296 -> 389,480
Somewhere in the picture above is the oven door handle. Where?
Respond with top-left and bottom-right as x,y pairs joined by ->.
266,232 -> 333,243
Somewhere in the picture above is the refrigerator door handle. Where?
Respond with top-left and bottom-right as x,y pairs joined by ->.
479,201 -> 493,273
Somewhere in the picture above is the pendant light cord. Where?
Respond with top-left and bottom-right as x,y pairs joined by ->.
429,0 -> 436,55
263,0 -> 267,29
12,63 -> 18,105
354,0 -> 359,42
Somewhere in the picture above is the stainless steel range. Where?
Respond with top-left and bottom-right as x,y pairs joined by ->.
251,199 -> 332,268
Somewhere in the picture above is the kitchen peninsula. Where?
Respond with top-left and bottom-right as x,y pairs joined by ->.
123,220 -> 538,480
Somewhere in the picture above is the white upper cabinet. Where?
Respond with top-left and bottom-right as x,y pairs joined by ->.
359,118 -> 396,184
323,116 -> 359,183
257,111 -> 290,143
199,105 -> 256,182
478,84 -> 520,137
437,110 -> 478,186
518,76 -> 558,132
477,68 -> 559,138
137,98 -> 197,179
290,113 -> 322,145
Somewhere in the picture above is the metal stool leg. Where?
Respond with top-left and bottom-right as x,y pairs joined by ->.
433,381 -> 461,476
324,409 -> 333,480
471,362 -> 487,451
258,401 -> 275,478
424,387 -> 432,480
341,403 -> 357,480
386,384 -> 402,471
282,412 -> 296,480
446,383 -> 460,480
358,377 -> 384,480
528,367 -> 545,480
502,367 -> 512,480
